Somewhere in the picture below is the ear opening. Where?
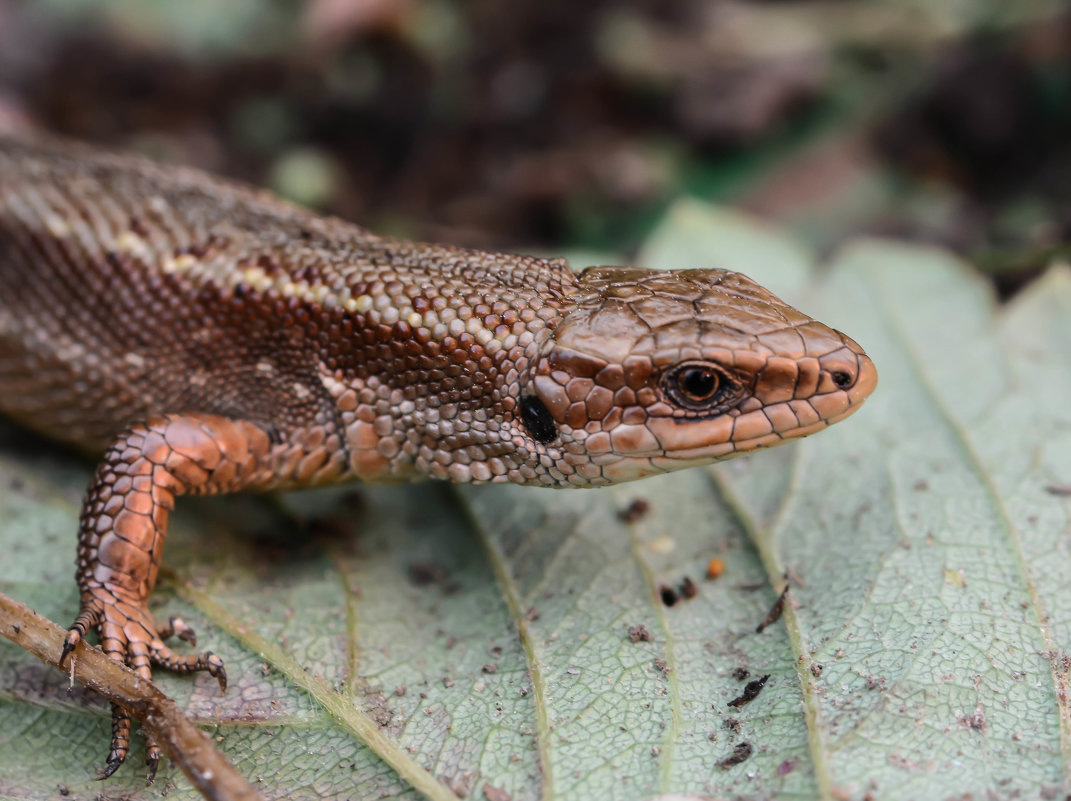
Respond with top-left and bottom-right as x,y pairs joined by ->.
520,395 -> 557,444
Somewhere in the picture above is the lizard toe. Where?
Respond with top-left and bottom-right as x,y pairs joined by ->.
151,641 -> 227,693
98,702 -> 131,780
145,742 -> 160,786
157,615 -> 197,646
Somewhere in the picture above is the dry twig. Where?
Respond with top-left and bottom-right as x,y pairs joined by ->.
0,591 -> 263,801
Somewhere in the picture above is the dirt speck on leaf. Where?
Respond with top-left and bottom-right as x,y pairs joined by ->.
756,584 -> 789,633
727,674 -> 770,708
659,584 -> 680,606
716,742 -> 753,768
408,560 -> 448,586
706,557 -> 725,579
620,497 -> 650,522
628,624 -> 653,642
483,783 -> 512,801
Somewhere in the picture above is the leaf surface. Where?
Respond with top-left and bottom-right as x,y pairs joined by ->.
1,202 -> 1069,800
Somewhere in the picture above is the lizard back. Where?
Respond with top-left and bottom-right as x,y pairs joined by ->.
0,136 -> 577,454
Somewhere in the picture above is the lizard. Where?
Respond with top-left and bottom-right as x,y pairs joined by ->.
0,134 -> 877,781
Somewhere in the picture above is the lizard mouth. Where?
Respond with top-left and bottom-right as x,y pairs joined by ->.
659,349 -> 876,455
596,350 -> 877,482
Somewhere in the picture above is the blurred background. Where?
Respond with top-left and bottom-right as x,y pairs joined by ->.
2,0 -> 1070,295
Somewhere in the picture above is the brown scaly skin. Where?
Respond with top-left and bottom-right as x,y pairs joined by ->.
0,134 -> 878,780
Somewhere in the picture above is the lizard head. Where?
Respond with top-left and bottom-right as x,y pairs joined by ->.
522,266 -> 877,485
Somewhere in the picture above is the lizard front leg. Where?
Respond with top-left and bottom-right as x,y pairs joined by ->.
59,412 -> 319,782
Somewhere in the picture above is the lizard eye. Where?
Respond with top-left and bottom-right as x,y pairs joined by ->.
663,362 -> 731,409
679,367 -> 719,401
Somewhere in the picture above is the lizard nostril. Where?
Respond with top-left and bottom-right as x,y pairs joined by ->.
831,370 -> 853,390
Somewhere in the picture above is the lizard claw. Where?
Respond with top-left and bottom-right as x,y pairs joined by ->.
98,754 -> 124,781
213,655 -> 228,694
98,732 -> 127,782
61,598 -> 102,668
157,615 -> 197,646
59,630 -> 80,669
96,702 -> 131,780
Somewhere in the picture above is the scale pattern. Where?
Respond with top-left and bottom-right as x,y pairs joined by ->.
0,135 -> 877,779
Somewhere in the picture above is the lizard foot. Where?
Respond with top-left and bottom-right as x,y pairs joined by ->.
60,587 -> 227,783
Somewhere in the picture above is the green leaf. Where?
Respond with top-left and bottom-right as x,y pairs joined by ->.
2,201 -> 1070,800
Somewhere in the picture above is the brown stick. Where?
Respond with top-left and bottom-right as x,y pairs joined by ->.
0,591 -> 264,801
